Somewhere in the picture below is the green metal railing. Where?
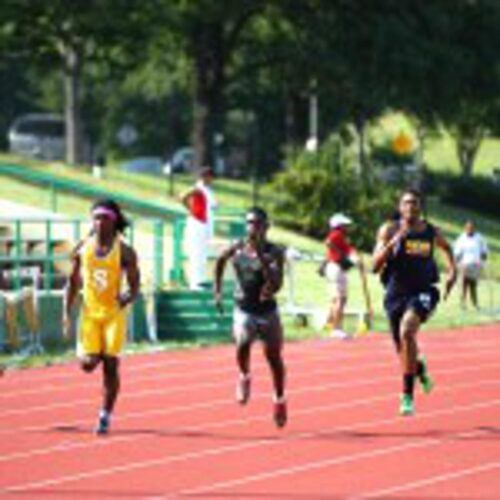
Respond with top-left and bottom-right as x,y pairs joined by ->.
0,161 -> 246,290
0,162 -> 182,220
0,217 -> 162,291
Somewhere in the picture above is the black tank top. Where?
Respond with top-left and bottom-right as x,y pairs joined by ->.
232,241 -> 282,314
385,221 -> 439,295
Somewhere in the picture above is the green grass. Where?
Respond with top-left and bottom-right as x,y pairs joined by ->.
0,153 -> 259,213
374,112 -> 500,177
1,151 -> 500,370
425,134 -> 500,176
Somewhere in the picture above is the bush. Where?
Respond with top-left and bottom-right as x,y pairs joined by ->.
428,171 -> 500,218
267,134 -> 397,250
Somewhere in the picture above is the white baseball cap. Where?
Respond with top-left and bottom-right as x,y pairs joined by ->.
329,213 -> 352,228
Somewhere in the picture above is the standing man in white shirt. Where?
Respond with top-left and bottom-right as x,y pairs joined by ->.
454,220 -> 488,309
181,167 -> 218,290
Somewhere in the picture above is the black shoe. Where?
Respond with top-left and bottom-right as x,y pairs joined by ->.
273,399 -> 287,428
95,413 -> 110,435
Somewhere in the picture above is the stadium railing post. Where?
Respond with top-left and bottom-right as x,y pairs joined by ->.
170,216 -> 186,285
44,219 -> 53,291
153,219 -> 164,289
14,220 -> 22,291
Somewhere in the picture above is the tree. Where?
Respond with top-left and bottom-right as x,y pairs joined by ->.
156,0 -> 274,169
379,0 -> 500,177
441,0 -> 500,177
0,0 -> 154,165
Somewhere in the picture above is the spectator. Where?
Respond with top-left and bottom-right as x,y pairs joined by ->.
454,220 -> 488,309
324,213 -> 359,339
181,167 -> 218,290
92,151 -> 106,180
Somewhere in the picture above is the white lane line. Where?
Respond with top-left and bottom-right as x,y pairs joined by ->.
1,338 -> 488,400
0,336 -> 353,385
0,362 -> 500,435
4,394 -> 500,494
175,426 -> 492,499
1,346 -> 498,419
0,353 -> 394,418
356,461 -> 500,499
0,345 -> 389,400
1,376 -> 498,465
3,325 -> 496,386
0,344 -> 499,435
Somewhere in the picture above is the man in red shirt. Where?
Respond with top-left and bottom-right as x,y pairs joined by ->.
181,167 -> 217,290
324,213 -> 358,339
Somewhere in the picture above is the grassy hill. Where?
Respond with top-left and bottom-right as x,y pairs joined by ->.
0,153 -> 499,343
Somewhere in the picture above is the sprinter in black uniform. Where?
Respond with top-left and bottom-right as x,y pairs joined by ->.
373,189 -> 457,416
214,207 -> 287,428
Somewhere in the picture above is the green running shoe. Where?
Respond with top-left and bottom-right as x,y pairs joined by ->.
399,394 -> 414,416
418,355 -> 434,395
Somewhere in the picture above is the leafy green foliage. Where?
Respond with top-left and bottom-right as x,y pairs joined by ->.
267,134 -> 397,250
428,171 -> 500,219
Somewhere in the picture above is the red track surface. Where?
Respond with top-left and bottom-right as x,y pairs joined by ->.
1,324 -> 500,499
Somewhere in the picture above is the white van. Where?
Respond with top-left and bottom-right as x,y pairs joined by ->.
8,114 -> 65,161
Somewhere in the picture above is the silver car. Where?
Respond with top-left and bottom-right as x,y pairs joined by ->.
8,113 -> 65,161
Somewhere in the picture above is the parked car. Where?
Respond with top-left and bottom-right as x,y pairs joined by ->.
170,146 -> 194,173
8,113 -> 65,161
120,156 -> 165,175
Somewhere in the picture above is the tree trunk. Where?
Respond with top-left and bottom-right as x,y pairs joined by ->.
64,46 -> 83,165
456,128 -> 483,178
354,114 -> 367,177
191,26 -> 225,169
415,121 -> 426,167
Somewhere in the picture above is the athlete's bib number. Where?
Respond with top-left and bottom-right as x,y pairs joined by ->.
418,293 -> 432,311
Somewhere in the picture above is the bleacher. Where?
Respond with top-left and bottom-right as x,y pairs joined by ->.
0,216 -> 74,353
0,223 -> 70,290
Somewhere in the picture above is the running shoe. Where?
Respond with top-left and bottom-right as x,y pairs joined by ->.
330,329 -> 350,340
418,355 -> 434,395
399,394 -> 414,416
273,398 -> 288,428
95,413 -> 110,435
236,373 -> 251,405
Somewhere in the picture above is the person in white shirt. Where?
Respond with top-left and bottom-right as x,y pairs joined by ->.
453,220 -> 488,309
181,167 -> 218,290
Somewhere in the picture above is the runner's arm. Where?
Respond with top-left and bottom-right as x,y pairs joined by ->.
372,222 -> 401,273
259,247 -> 284,295
214,243 -> 239,302
435,227 -> 457,299
63,248 -> 82,337
119,243 -> 140,308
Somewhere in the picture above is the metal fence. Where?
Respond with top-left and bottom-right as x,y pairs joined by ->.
0,212 -> 244,354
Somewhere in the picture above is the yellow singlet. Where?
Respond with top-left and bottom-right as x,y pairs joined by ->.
81,236 -> 122,319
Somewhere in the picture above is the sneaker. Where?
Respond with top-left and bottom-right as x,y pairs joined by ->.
399,394 -> 414,416
236,373 -> 251,405
273,398 -> 287,428
330,329 -> 350,340
95,412 -> 110,435
418,355 -> 434,395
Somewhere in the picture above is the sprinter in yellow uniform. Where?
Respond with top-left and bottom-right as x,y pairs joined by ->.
64,199 -> 140,435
